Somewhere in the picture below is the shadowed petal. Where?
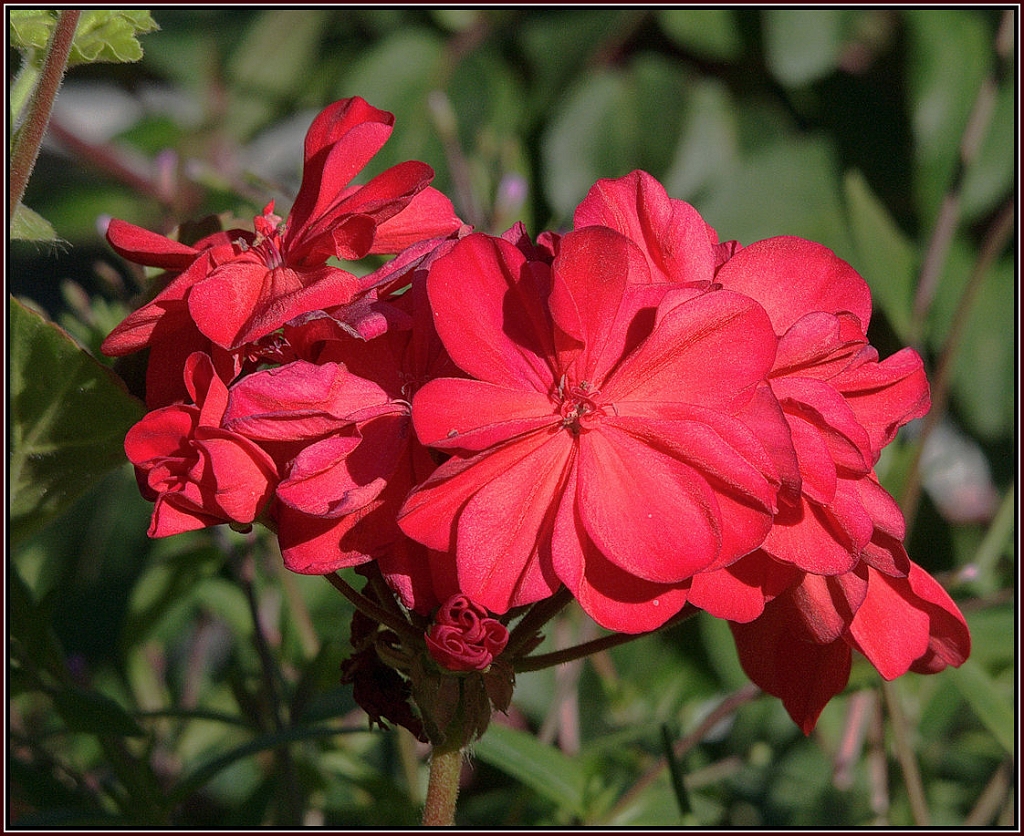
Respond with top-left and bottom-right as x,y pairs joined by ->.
427,233 -> 557,391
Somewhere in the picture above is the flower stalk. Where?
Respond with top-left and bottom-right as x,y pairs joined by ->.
9,9 -> 80,221
422,745 -> 463,826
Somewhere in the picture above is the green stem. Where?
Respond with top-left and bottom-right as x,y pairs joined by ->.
881,678 -> 930,826
9,9 -> 80,221
899,197 -> 1015,533
323,571 -> 420,644
504,586 -> 573,657
422,745 -> 463,826
516,604 -> 699,673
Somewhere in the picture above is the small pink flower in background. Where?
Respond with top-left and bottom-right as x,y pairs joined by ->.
425,596 -> 509,672
124,352 -> 277,537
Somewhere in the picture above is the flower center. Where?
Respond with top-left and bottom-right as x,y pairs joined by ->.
556,377 -> 606,435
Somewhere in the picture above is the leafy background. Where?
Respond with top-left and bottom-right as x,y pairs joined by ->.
8,8 -> 1016,827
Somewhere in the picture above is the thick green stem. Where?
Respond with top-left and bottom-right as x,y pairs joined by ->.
9,9 -> 80,221
422,745 -> 463,826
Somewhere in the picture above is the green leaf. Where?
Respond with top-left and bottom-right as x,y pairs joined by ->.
472,721 -> 588,817
697,134 -> 853,260
905,9 -> 991,224
9,10 -> 158,67
763,9 -> 852,87
8,296 -> 145,547
663,78 -> 739,202
226,9 -> 331,140
9,203 -> 59,242
946,659 -> 1015,755
658,9 -> 742,61
52,687 -> 145,737
842,169 -> 917,342
542,56 -> 689,223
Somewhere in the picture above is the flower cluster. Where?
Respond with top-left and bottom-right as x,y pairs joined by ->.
105,99 -> 969,736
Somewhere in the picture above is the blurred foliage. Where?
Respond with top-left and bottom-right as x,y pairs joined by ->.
8,8 -> 1016,827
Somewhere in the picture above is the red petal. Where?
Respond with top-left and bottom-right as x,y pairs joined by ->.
100,257 -> 211,357
577,425 -> 721,583
572,170 -> 721,285
547,226 -> 650,384
106,218 -> 199,268
371,186 -> 464,254
427,233 -> 557,391
224,361 -> 391,441
454,431 -> 572,613
715,236 -> 873,334
149,494 -> 220,537
762,497 -> 860,575
193,429 -> 277,522
549,455 -> 690,633
277,411 -> 407,517
412,377 -> 556,451
850,562 -> 970,676
838,347 -> 930,457
844,565 -> 930,679
287,98 -> 395,236
730,601 -> 852,734
125,407 -> 196,464
773,376 -> 873,474
275,503 -> 372,574
602,289 -> 776,410
399,431 -> 555,553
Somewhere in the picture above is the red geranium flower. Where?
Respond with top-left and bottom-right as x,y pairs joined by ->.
102,97 -> 463,371
124,352 -> 277,537
563,170 -> 969,731
399,225 -> 791,632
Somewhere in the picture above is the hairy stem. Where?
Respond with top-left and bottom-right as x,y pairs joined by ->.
422,745 -> 463,826
504,586 -> 574,657
9,9 -> 80,221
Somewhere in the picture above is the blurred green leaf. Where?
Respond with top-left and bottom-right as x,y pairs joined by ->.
473,722 -> 588,817
905,9 -> 991,224
658,9 -> 742,61
9,10 -> 159,67
8,297 -> 145,546
843,169 -> 917,342
763,9 -> 852,87
947,660 -> 1014,755
949,255 -> 1015,440
10,203 -> 59,242
52,687 -> 145,737
697,134 -> 852,259
542,55 -> 689,223
961,72 -> 1016,222
226,9 -> 332,140
663,78 -> 739,202
339,28 -> 446,173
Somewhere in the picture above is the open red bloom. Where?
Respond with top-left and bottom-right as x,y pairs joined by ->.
221,358 -> 409,574
124,352 -> 277,537
399,225 -> 790,632
730,560 -> 970,733
102,96 -> 463,366
562,170 -> 969,731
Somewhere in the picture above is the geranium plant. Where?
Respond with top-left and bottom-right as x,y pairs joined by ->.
10,9 -> 1013,829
